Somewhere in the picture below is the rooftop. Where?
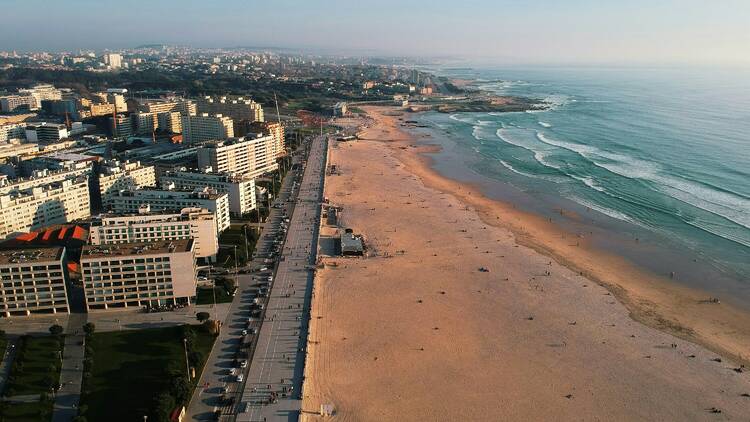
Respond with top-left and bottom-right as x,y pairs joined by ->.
0,247 -> 64,265
82,239 -> 193,259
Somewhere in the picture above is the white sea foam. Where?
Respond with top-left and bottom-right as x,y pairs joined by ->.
499,160 -> 537,179
538,121 -> 552,128
570,196 -> 636,224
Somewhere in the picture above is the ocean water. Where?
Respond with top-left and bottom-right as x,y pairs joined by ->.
415,66 -> 750,306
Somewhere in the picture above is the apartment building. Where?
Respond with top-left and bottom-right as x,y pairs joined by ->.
109,114 -> 133,138
96,160 -> 157,210
160,170 -> 256,216
102,53 -> 122,69
90,103 -> 116,117
140,99 -> 196,116
0,176 -> 91,239
18,84 -> 62,105
80,239 -> 196,311
196,95 -> 264,123
181,113 -> 234,144
247,121 -> 285,159
131,112 -> 157,135
157,111 -> 182,133
0,123 -> 26,143
0,95 -> 38,112
0,247 -> 69,317
89,207 -> 218,261
196,135 -> 278,179
107,187 -> 230,233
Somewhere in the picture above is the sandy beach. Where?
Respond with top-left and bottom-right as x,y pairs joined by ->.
301,106 -> 750,421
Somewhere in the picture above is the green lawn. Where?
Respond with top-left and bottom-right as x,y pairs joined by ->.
0,400 -> 53,421
3,336 -> 62,397
79,325 -> 215,422
195,286 -> 233,305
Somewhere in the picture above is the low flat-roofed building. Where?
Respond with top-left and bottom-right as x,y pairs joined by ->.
0,246 -> 69,317
89,207 -> 218,262
80,239 -> 196,311
340,232 -> 364,256
25,122 -> 69,143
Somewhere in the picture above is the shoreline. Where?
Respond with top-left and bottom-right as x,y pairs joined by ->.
301,108 -> 750,420
363,106 -> 750,367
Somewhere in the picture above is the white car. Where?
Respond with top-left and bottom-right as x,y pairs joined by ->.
236,374 -> 244,383
241,329 -> 248,336
240,360 -> 248,368
230,368 -> 237,375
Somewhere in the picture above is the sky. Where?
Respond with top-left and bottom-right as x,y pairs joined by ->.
2,0 -> 749,65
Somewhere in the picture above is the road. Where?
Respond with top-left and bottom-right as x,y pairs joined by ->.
236,135 -> 326,422
187,140 -> 319,421
52,313 -> 86,422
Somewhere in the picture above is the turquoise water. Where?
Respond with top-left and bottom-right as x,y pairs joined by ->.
417,66 -> 750,305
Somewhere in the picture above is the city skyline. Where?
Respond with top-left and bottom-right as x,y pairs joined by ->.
3,0 -> 750,65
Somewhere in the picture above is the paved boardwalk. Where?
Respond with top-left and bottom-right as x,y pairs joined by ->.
237,136 -> 326,422
52,313 -> 86,422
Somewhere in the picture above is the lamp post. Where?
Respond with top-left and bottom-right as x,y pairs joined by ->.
182,338 -> 190,380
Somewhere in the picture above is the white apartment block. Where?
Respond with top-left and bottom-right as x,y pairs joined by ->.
181,113 -> 234,144
0,247 -> 69,317
160,170 -> 256,216
0,123 -> 26,143
89,207 -> 218,261
25,122 -> 69,143
80,239 -> 196,311
102,53 -> 122,69
0,167 -> 92,196
197,135 -> 279,179
96,160 -> 157,210
0,176 -> 91,239
197,96 -> 264,123
107,187 -> 230,233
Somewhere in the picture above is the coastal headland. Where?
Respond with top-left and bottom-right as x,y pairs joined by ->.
301,105 -> 750,421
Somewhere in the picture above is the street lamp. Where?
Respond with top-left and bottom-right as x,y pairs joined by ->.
182,338 -> 190,380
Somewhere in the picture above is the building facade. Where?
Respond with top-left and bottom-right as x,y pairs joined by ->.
196,135 -> 278,179
25,122 -> 69,143
80,240 -> 196,311
0,247 -> 69,317
89,208 -> 218,261
107,187 -> 230,233
160,170 -> 256,216
96,160 -> 157,210
196,95 -> 264,123
181,113 -> 234,144
0,176 -> 91,239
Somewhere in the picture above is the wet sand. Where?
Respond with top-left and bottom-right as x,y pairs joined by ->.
301,106 -> 750,421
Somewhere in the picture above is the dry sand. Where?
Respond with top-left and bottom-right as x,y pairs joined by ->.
301,107 -> 750,421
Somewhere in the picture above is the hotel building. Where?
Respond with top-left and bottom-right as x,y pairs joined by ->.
80,240 -> 196,311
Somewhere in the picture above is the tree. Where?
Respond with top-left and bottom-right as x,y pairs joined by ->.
170,375 -> 191,403
49,324 -> 64,336
196,312 -> 210,323
151,392 -> 176,422
83,322 -> 95,336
